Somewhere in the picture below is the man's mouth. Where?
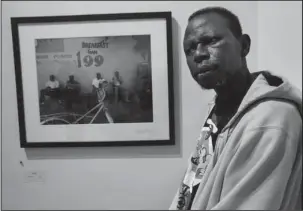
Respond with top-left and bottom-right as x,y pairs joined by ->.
194,65 -> 216,78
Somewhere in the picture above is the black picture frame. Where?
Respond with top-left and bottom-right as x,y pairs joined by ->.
11,11 -> 175,148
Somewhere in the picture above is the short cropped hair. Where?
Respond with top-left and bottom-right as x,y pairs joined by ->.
188,7 -> 243,39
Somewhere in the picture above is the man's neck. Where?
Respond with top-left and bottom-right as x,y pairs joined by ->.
215,68 -> 251,99
213,67 -> 252,115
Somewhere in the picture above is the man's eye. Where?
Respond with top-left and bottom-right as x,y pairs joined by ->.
185,48 -> 195,55
184,44 -> 195,55
210,37 -> 220,44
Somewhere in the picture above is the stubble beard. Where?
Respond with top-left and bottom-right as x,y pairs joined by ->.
196,73 -> 227,90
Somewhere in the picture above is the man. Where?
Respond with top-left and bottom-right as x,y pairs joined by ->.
112,70 -> 130,103
64,75 -> 81,110
169,7 -> 302,210
92,73 -> 107,102
92,73 -> 107,91
39,74 -> 60,104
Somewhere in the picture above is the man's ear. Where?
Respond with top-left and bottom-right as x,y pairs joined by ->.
240,34 -> 251,57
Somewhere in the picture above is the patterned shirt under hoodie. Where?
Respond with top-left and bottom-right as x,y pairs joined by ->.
176,109 -> 220,210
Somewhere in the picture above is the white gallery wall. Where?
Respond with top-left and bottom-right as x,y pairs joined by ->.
1,1 -> 301,210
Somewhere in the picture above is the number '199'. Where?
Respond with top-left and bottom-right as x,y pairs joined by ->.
76,51 -> 104,68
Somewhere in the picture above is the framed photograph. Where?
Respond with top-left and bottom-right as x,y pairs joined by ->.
11,12 -> 174,148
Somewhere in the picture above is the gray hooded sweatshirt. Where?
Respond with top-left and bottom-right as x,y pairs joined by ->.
169,72 -> 302,210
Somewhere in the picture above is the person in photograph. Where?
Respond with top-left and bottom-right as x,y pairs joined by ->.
92,73 -> 107,102
64,74 -> 81,110
39,74 -> 61,104
112,70 -> 130,103
92,73 -> 107,91
169,6 -> 302,210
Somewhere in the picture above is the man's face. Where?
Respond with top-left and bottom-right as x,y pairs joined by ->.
50,75 -> 55,81
183,13 -> 243,89
97,73 -> 101,79
69,75 -> 74,81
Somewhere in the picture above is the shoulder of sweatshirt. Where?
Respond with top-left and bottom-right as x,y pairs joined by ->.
236,99 -> 302,140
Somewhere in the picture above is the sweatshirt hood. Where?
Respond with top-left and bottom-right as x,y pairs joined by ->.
223,71 -> 302,131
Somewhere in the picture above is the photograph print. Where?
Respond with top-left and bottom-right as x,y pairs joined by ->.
36,35 -> 153,125
12,12 -> 174,147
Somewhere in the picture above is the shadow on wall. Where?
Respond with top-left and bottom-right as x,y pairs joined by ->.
25,17 -> 182,160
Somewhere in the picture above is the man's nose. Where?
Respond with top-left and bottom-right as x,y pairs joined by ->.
193,44 -> 209,63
